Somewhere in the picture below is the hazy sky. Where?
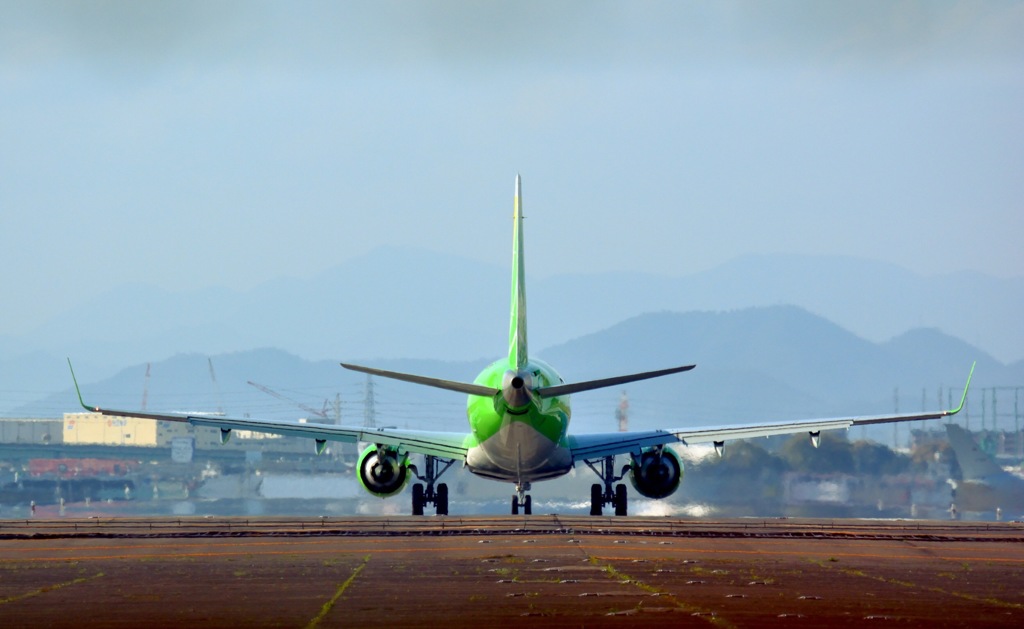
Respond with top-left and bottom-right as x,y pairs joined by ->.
2,1 -> 1022,336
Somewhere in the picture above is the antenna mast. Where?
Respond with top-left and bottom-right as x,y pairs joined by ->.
363,375 -> 377,429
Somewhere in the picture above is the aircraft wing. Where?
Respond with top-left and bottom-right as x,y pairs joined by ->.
569,363 -> 975,462
84,406 -> 469,460
569,409 -> 965,462
82,406 -> 469,460
69,363 -> 469,460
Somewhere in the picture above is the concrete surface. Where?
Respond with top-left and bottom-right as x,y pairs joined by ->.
1,516 -> 1022,627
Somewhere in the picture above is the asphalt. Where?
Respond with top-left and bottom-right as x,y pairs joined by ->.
1,516 -> 1023,628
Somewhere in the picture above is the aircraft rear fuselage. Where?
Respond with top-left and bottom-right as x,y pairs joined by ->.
464,357 -> 573,483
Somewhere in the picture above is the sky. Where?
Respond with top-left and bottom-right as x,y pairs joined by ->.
2,1 -> 1022,337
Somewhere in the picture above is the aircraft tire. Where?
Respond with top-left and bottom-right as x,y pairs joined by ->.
412,483 -> 424,516
590,484 -> 602,516
614,483 -> 628,516
524,495 -> 532,515
511,495 -> 520,515
436,483 -> 449,516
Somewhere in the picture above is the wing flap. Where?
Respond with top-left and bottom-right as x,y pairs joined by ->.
568,431 -> 679,460
670,418 -> 855,445
70,359 -> 470,460
102,408 -> 470,460
569,412 -> 944,462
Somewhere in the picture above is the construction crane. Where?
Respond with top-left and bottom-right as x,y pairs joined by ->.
208,358 -> 224,415
141,363 -> 151,411
247,380 -> 330,421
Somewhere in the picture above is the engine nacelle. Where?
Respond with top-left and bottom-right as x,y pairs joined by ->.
628,447 -> 683,499
357,445 -> 409,498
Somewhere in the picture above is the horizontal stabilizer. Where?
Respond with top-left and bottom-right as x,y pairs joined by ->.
340,363 -> 499,397
537,364 -> 695,397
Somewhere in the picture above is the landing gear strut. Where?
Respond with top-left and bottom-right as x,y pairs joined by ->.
409,455 -> 454,516
511,482 -> 532,515
584,455 -> 630,516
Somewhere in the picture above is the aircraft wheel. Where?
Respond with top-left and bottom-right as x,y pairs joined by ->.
412,483 -> 425,516
524,495 -> 532,515
436,483 -> 449,516
511,495 -> 520,515
590,484 -> 602,516
614,483 -> 628,516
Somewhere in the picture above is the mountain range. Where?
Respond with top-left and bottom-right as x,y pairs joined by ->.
1,250 -> 1021,435
8,306 -> 1021,452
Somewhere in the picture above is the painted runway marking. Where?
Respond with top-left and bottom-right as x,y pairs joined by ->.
595,558 -> 732,628
306,555 -> 369,629
813,559 -> 1024,611
0,537 -> 347,555
578,542 -> 1024,565
0,571 -> 105,605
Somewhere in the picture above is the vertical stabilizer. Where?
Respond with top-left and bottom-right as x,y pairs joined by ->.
946,424 -> 1006,481
509,174 -> 528,370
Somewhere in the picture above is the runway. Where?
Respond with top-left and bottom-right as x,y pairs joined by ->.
2,517 -> 1023,627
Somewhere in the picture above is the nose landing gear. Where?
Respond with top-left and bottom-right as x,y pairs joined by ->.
511,482 -> 532,515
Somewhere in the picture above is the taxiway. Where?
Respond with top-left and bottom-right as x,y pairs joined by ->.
1,516 -> 1022,627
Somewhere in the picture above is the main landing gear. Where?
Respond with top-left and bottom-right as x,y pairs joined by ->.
511,482 -> 532,515
584,455 -> 630,516
409,455 -> 454,516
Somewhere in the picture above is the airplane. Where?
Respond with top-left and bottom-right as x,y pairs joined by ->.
945,423 -> 1024,516
70,175 -> 975,517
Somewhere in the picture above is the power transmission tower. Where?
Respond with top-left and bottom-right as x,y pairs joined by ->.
363,375 -> 377,429
208,358 -> 223,415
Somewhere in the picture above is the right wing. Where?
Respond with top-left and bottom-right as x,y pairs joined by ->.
569,362 -> 975,461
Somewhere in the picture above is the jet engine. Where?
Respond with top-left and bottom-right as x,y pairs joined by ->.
628,447 -> 683,499
357,445 -> 409,498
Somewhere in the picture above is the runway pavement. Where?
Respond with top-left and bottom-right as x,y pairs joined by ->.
1,516 -> 1022,627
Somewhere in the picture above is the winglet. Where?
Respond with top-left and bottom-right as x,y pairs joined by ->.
948,361 -> 976,416
67,358 -> 97,412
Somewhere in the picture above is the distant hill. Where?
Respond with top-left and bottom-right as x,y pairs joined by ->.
12,306 -> 1020,448
541,307 -> 1018,434
2,247 -> 1020,424
1,250 -> 1020,381
533,254 -> 1023,367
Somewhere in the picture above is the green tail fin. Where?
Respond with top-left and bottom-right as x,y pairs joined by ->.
508,174 -> 528,371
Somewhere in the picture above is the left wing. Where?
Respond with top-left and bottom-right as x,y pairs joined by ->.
69,361 -> 469,460
569,362 -> 975,461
